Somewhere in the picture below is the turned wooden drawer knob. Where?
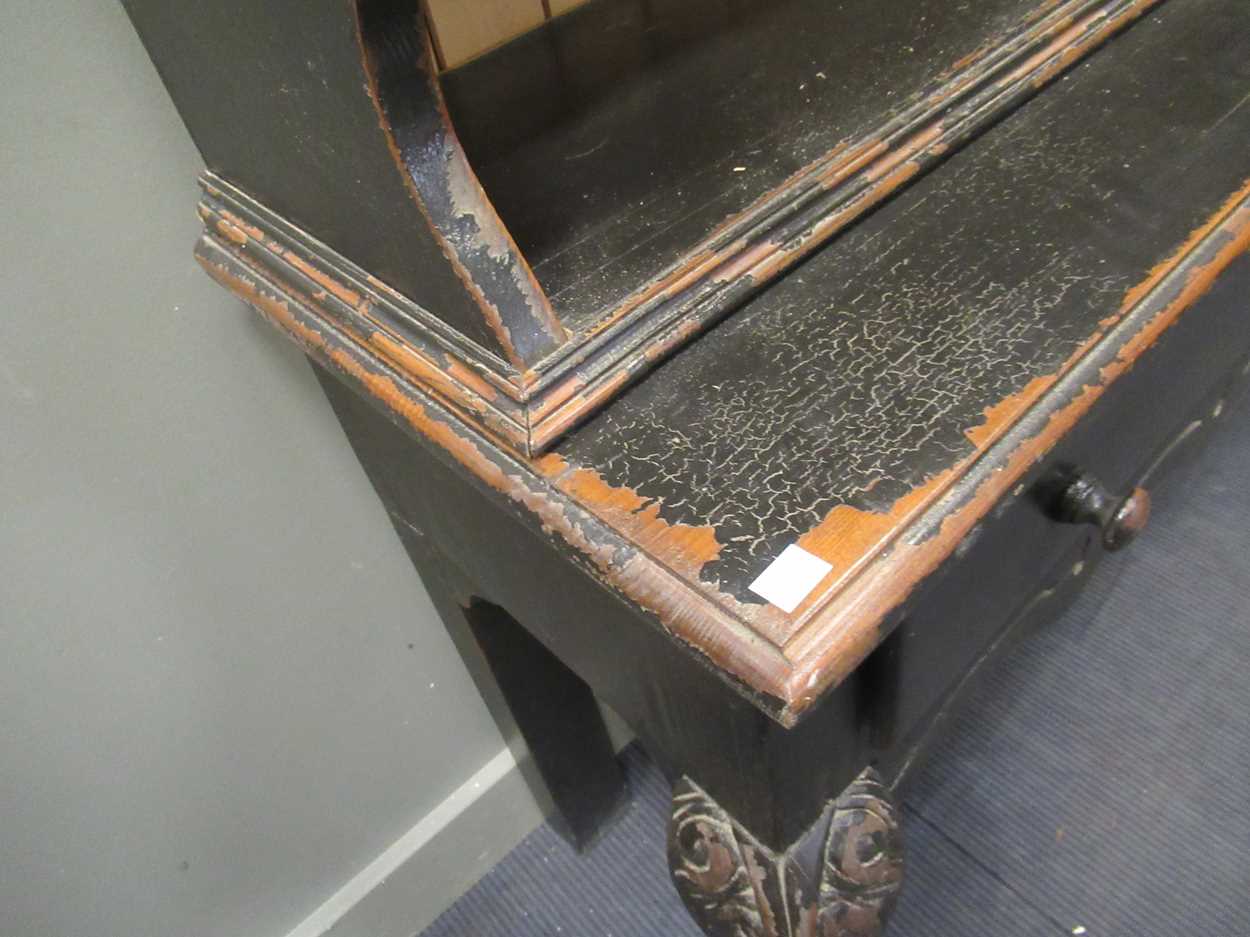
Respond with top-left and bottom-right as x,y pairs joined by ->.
1057,472 -> 1152,551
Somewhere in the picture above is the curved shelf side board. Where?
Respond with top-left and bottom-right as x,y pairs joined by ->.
355,0 -> 568,370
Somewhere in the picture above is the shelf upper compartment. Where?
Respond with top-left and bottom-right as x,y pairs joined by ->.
183,0 -> 1161,455
443,0 -> 1059,334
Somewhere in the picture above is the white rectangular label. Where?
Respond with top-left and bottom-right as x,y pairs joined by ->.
747,544 -> 833,614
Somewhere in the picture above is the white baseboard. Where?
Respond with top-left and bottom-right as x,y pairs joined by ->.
284,746 -> 544,937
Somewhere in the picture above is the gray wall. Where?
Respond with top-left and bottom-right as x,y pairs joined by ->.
0,4 -> 541,936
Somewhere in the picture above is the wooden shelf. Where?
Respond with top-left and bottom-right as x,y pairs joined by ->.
443,0 -> 1128,335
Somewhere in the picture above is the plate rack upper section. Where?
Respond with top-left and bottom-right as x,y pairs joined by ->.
127,0 -> 1160,455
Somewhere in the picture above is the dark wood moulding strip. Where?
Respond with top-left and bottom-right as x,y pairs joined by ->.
201,175 -> 521,390
198,177 -> 534,453
198,176 -> 517,389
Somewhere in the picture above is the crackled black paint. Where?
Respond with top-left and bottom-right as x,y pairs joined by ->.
444,0 -> 1047,329
556,0 -> 1250,600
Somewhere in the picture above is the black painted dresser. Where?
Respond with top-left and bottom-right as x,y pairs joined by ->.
123,1 -> 1250,933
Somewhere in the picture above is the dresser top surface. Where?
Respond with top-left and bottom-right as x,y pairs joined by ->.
524,0 -> 1250,713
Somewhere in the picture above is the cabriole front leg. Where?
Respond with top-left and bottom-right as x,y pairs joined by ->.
668,768 -> 904,937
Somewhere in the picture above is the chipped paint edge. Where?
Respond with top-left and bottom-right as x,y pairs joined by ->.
195,235 -> 797,718
778,180 -> 1250,719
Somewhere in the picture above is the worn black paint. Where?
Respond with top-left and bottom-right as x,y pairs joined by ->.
444,0 -> 1049,330
555,0 -> 1250,600
121,0 -> 516,357
358,0 -> 567,366
315,244 -> 1250,852
126,0 -> 1250,928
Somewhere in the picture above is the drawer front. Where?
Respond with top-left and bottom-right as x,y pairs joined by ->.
880,251 -> 1250,767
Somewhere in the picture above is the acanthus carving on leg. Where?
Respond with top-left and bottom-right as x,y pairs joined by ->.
669,784 -> 773,936
668,768 -> 904,937
816,771 -> 905,936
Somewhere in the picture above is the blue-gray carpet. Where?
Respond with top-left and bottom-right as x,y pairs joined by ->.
422,409 -> 1250,936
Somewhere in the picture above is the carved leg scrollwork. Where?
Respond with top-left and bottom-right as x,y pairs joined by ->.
668,768 -> 904,937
